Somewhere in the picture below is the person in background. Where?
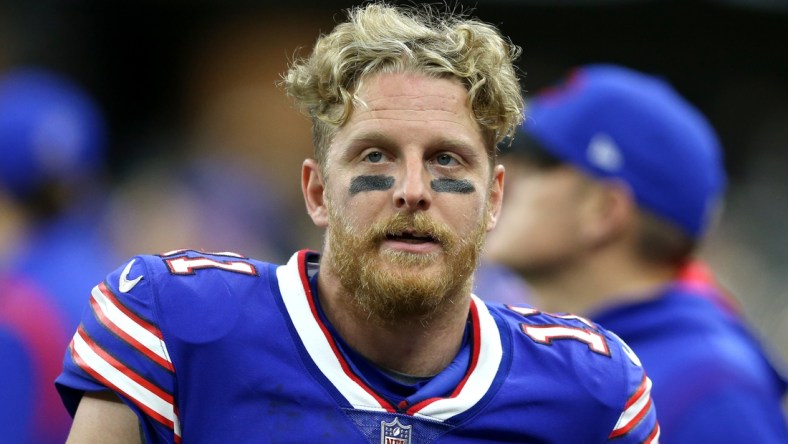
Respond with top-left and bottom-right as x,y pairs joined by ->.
484,63 -> 788,442
0,67 -> 116,329
0,66 -> 116,443
55,4 -> 658,442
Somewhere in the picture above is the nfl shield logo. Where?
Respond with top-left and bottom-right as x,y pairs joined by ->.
380,418 -> 412,444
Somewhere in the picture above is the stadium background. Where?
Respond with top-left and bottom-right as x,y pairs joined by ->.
2,0 -> 787,364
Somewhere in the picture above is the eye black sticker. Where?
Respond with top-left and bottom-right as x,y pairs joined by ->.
431,178 -> 475,194
349,175 -> 395,195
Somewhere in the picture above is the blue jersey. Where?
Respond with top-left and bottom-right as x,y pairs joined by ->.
57,250 -> 659,443
592,282 -> 788,443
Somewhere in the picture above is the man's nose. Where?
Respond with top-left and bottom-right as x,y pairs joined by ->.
392,157 -> 431,211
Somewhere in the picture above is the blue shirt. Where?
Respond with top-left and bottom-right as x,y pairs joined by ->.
592,283 -> 788,442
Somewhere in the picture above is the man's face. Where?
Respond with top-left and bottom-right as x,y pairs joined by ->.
484,156 -> 591,278
309,71 -> 503,322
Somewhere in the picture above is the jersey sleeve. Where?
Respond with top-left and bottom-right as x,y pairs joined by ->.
605,331 -> 660,443
55,256 -> 180,443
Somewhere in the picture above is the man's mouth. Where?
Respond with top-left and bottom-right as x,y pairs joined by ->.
385,230 -> 438,244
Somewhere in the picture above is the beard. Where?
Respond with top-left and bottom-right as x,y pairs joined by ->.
325,205 -> 488,324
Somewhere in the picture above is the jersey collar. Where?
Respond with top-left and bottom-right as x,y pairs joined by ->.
276,250 -> 504,421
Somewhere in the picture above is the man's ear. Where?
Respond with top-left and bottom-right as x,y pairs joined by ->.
302,158 -> 328,228
486,164 -> 505,231
581,179 -> 636,246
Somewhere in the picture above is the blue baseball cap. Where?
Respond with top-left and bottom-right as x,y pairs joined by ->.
0,67 -> 107,200
518,64 -> 726,239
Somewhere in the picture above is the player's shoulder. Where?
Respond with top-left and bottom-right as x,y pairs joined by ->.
96,250 -> 284,344
487,301 -> 646,385
487,302 -> 658,439
488,301 -> 609,333
108,249 -> 275,290
102,250 -> 278,318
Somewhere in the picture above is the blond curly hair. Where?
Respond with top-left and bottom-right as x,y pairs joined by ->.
282,2 -> 524,167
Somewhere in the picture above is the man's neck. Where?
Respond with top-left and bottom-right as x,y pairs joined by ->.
526,256 -> 679,317
316,267 -> 472,378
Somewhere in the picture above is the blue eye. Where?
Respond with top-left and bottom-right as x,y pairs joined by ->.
436,153 -> 457,166
365,151 -> 383,163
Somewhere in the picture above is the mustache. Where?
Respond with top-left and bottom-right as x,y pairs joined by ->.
367,212 -> 452,246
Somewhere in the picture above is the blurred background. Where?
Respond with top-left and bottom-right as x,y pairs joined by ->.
0,0 -> 786,438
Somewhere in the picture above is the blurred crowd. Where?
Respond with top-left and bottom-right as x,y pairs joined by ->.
1,1 -> 786,442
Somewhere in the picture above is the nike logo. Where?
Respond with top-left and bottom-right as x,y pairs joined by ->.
119,259 -> 144,293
